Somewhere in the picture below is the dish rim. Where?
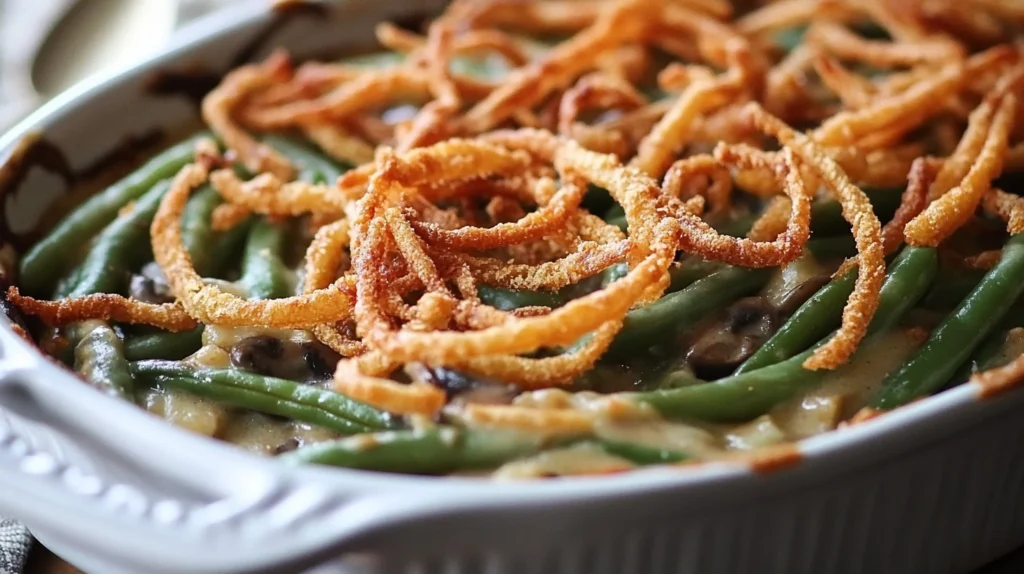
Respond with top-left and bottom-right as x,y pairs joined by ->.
0,0 -> 1019,504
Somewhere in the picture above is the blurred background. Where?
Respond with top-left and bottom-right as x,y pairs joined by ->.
0,0 -> 235,131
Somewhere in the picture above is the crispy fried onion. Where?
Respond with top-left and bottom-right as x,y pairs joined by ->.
667,144 -> 812,268
6,289 -> 198,331
971,339 -> 1024,398
557,72 -> 646,157
905,89 -> 1019,246
151,158 -> 356,328
210,170 -> 347,220
23,0 -> 1024,445
351,138 -> 674,364
334,360 -> 447,416
878,157 -> 936,254
201,51 -> 295,181
982,188 -> 1024,235
746,103 -> 885,370
805,21 -> 965,68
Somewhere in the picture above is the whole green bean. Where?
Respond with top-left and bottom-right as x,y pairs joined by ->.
239,219 -> 293,299
74,321 -> 134,400
280,427 -> 557,473
123,327 -> 204,361
149,375 -> 369,435
21,135 -> 204,296
63,181 -> 171,298
281,427 -> 688,473
634,246 -> 937,422
478,285 -> 564,310
263,134 -> 346,182
603,266 -> 774,359
870,234 -> 1024,410
131,360 -> 400,429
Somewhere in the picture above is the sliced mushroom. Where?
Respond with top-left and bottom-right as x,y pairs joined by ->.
408,364 -> 518,405
128,274 -> 175,304
686,296 -> 778,379
229,335 -> 340,382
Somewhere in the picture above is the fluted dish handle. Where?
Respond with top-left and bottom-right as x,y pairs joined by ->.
0,323 -> 450,574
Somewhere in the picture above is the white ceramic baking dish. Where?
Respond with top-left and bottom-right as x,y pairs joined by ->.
2,2 -> 1024,573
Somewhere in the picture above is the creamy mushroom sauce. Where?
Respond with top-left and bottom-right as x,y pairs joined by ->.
136,249 -> 922,477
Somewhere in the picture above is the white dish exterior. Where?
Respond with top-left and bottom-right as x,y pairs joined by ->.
1,2 -> 1023,573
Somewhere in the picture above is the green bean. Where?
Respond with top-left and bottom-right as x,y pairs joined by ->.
263,134 -> 346,182
280,427 -> 556,473
920,269 -> 985,310
607,257 -> 729,293
210,224 -> 252,278
774,27 -> 806,53
634,246 -> 937,422
736,267 -> 857,374
339,51 -> 406,69
582,185 -> 616,216
63,180 -> 171,298
149,375 -> 369,434
809,188 -> 903,236
52,266 -> 83,301
601,263 -> 631,287
74,322 -> 134,400
946,327 -> 1012,387
603,266 -> 774,359
591,439 -> 688,465
451,53 -> 513,82
603,204 -> 626,222
239,219 -> 293,299
870,234 -> 1024,410
806,235 -> 856,260
180,184 -> 253,278
123,327 -> 204,361
954,320 -> 1024,381
280,427 -> 688,473
609,209 -> 758,238
478,285 -> 564,310
714,211 -> 759,238
21,135 -> 205,296
131,360 -> 400,429
607,215 -> 627,232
